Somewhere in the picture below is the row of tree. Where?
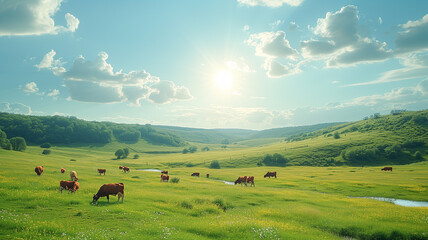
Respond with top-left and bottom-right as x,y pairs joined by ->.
0,128 -> 27,151
0,113 -> 186,146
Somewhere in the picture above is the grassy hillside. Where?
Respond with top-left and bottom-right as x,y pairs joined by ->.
0,146 -> 427,239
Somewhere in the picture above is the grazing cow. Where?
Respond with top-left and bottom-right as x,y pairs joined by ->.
161,170 -> 168,175
35,166 -> 43,176
61,168 -> 65,173
191,172 -> 200,177
98,169 -> 106,175
264,171 -> 276,178
160,174 -> 169,182
93,183 -> 124,203
247,176 -> 255,187
59,181 -> 79,193
70,171 -> 78,181
381,167 -> 393,171
234,176 -> 247,186
122,167 -> 130,173
119,166 -> 123,170
206,174 -> 210,178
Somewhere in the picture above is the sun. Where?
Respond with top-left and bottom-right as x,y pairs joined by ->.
214,70 -> 233,90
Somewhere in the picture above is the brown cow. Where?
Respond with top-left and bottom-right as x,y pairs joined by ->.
70,171 -> 78,181
206,174 -> 210,178
122,167 -> 130,173
61,168 -> 65,173
247,176 -> 255,187
35,166 -> 43,176
234,176 -> 247,186
59,181 -> 79,193
161,170 -> 168,175
191,172 -> 200,177
93,183 -> 124,203
160,174 -> 169,182
381,167 -> 393,171
119,166 -> 124,170
98,169 -> 106,175
264,171 -> 276,178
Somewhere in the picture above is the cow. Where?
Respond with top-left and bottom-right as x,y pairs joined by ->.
160,174 -> 169,182
191,172 -> 200,177
98,169 -> 106,175
122,167 -> 130,173
234,176 -> 247,186
247,176 -> 255,187
119,166 -> 123,170
381,167 -> 393,171
35,166 -> 43,176
70,171 -> 78,181
93,183 -> 124,203
206,174 -> 210,178
61,168 -> 65,173
264,171 -> 276,178
161,170 -> 168,175
59,181 -> 79,193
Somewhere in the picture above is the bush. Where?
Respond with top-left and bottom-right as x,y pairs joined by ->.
201,146 -> 210,151
262,153 -> 288,166
343,146 -> 378,166
402,139 -> 425,148
170,177 -> 180,183
182,148 -> 189,154
209,160 -> 221,169
133,154 -> 139,159
385,144 -> 402,159
333,132 -> 340,139
257,161 -> 263,167
42,149 -> 51,155
40,142 -> 52,148
10,137 -> 26,151
115,149 -> 124,159
188,146 -> 197,153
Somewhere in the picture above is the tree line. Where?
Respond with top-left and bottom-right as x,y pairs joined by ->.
0,112 -> 186,146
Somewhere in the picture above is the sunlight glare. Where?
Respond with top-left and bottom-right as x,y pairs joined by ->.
214,70 -> 233,90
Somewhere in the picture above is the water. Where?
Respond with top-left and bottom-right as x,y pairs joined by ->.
222,181 -> 235,185
137,169 -> 162,172
352,197 -> 428,207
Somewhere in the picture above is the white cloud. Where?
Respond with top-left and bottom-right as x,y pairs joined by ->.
0,0 -> 79,36
47,89 -> 60,97
37,50 -> 192,105
243,25 -> 250,32
379,17 -> 383,24
148,81 -> 192,104
22,82 -> 39,93
300,5 -> 393,67
263,58 -> 300,78
270,20 -> 283,29
247,31 -> 299,59
396,14 -> 428,53
237,0 -> 303,7
0,102 -> 32,115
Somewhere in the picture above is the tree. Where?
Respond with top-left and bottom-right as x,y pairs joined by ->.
209,160 -> 221,169
343,146 -> 377,166
42,149 -> 51,155
221,145 -> 227,149
133,154 -> 139,159
221,139 -> 230,145
188,146 -> 197,153
10,137 -> 26,151
333,132 -> 340,139
115,149 -> 124,159
201,146 -> 210,151
0,129 -> 11,150
182,148 -> 189,154
123,148 -> 129,158
414,151 -> 423,160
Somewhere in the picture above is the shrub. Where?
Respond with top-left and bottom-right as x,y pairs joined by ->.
115,149 -> 124,159
133,154 -> 139,159
385,144 -> 402,159
201,146 -> 210,151
257,161 -> 263,167
10,137 -> 26,151
182,148 -> 189,154
40,143 -> 52,148
209,160 -> 221,169
333,132 -> 340,139
343,146 -> 378,166
188,146 -> 197,153
262,153 -> 288,166
42,150 -> 51,155
170,177 -> 180,183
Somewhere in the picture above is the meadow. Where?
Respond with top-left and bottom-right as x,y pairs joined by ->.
0,142 -> 427,240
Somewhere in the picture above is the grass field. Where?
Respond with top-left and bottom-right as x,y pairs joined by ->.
0,144 -> 427,240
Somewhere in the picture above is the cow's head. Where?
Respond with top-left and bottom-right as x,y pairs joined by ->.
93,194 -> 100,202
234,179 -> 239,185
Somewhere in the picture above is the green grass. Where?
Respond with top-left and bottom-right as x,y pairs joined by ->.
0,145 -> 427,239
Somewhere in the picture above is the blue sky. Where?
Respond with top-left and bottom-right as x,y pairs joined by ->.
1,0 -> 427,130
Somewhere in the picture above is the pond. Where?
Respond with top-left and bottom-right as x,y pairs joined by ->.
352,197 -> 428,207
137,169 -> 162,172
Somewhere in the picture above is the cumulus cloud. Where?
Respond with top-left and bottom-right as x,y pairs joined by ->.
21,82 -> 39,93
0,0 -> 79,36
37,50 -> 192,105
148,81 -> 192,104
0,102 -> 32,115
263,58 -> 300,78
247,31 -> 299,59
237,0 -> 303,7
396,14 -> 428,53
301,5 -> 393,67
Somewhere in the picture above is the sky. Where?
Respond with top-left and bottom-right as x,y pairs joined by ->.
1,0 -> 428,130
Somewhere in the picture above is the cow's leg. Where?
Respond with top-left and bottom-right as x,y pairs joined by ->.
60,187 -> 63,193
107,195 -> 110,202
